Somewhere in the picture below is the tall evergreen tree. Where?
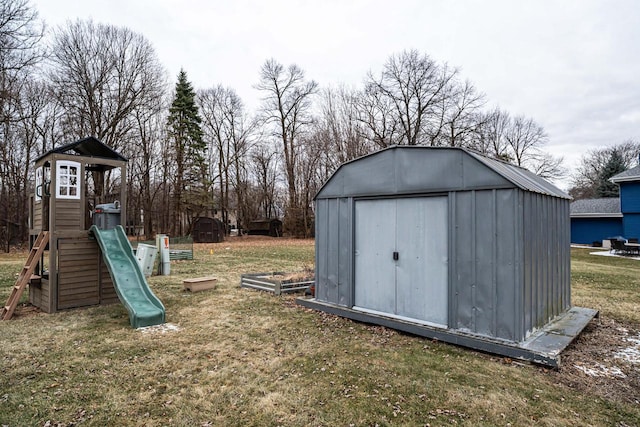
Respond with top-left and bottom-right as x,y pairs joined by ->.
596,149 -> 626,198
166,69 -> 205,235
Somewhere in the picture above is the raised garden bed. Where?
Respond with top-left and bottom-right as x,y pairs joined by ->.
240,271 -> 314,295
183,276 -> 217,292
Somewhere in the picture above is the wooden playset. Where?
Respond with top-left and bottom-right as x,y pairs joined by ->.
26,136 -> 127,313
2,137 -> 165,328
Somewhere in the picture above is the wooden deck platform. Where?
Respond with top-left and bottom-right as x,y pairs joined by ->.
297,297 -> 598,368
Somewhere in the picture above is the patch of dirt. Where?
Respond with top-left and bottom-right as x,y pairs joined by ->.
138,322 -> 181,334
551,316 -> 640,405
8,303 -> 42,318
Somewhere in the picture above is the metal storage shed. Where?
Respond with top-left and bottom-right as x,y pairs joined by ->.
298,146 -> 597,367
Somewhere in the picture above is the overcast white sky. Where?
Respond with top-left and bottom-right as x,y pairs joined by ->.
32,0 -> 640,189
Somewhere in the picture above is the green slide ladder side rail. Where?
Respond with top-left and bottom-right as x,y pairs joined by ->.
90,225 -> 165,328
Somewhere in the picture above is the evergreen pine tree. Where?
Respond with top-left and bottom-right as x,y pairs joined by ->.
167,69 -> 206,235
596,149 -> 626,198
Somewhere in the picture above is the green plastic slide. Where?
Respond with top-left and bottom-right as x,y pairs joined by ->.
90,225 -> 165,328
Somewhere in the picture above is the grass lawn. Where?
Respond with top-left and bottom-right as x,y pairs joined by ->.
0,240 -> 639,426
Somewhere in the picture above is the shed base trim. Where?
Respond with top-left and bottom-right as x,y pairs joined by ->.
296,298 -> 598,368
353,306 -> 447,329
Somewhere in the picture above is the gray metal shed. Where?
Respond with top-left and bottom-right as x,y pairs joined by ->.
298,146 -> 597,367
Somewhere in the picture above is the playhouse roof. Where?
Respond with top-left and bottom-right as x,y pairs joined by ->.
610,164 -> 640,183
315,146 -> 570,200
35,136 -> 128,163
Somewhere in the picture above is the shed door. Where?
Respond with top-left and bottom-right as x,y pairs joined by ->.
354,197 -> 448,327
354,199 -> 396,314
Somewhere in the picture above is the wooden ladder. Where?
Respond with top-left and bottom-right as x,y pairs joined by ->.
1,231 -> 49,320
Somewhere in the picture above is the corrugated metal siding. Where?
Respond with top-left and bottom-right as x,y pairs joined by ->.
522,193 -> 571,338
315,198 -> 352,307
315,199 -> 328,303
338,198 -> 352,306
570,218 -> 623,244
450,189 -> 521,342
325,199 -> 340,305
451,191 -> 473,333
620,183 -> 640,213
497,189 -> 522,340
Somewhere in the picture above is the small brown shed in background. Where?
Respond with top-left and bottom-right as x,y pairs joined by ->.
247,219 -> 282,237
192,217 -> 225,243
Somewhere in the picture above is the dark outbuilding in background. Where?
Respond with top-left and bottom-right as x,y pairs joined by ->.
299,146 -> 597,367
248,219 -> 283,237
192,217 -> 225,243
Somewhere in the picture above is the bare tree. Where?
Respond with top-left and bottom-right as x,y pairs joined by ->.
249,142 -> 280,220
255,58 -> 317,236
470,108 -> 564,180
0,0 -> 44,123
0,0 -> 44,250
363,49 -> 457,146
441,79 -> 486,147
48,19 -> 165,151
199,85 -> 252,233
318,85 -> 372,168
355,81 -> 401,148
127,95 -> 167,239
526,151 -> 566,182
0,78 -> 46,250
503,115 -> 548,167
471,108 -> 513,161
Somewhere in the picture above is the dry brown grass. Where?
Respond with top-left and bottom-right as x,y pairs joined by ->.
0,239 -> 639,426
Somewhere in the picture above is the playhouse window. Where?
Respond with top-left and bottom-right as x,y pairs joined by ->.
35,167 -> 43,201
56,161 -> 80,199
35,166 -> 51,201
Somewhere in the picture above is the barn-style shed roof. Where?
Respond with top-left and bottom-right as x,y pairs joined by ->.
35,136 -> 127,163
315,146 -> 569,200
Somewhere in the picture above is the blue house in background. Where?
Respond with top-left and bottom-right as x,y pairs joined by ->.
612,165 -> 640,238
570,164 -> 640,244
570,198 -> 622,244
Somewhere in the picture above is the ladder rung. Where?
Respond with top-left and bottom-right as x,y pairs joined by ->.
2,230 -> 49,321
